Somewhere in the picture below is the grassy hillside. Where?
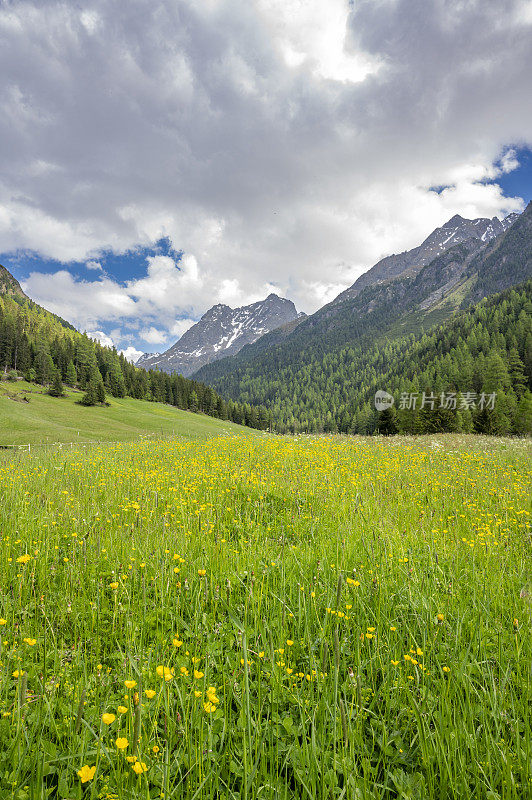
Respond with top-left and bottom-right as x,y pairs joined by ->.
0,380 -> 257,445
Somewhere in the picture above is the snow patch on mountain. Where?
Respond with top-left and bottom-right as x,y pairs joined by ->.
136,294 -> 299,376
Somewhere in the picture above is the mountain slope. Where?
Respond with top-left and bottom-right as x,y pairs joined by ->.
193,204 -> 532,432
334,212 -> 518,304
137,294 -> 300,376
0,263 -> 28,299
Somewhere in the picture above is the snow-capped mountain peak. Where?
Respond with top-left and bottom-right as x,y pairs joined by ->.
333,211 -> 521,305
136,294 -> 299,376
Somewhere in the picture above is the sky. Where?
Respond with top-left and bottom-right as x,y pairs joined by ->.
0,0 -> 531,361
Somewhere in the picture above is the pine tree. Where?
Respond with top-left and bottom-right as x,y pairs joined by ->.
377,407 -> 398,435
80,381 -> 97,406
513,391 -> 532,435
189,391 -> 198,412
507,348 -> 528,397
108,364 -> 126,397
65,360 -> 77,386
48,371 -> 64,397
95,380 -> 106,405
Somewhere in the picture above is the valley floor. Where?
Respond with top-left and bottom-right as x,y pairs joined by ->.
0,433 -> 530,799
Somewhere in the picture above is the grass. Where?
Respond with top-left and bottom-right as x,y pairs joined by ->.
0,381 -> 255,446
0,433 -> 531,799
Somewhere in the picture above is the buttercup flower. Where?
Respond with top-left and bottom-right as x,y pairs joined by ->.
115,737 -> 129,750
77,765 -> 96,783
156,665 -> 174,681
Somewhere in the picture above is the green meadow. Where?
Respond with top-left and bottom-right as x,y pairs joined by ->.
0,433 -> 530,799
0,381 -> 254,446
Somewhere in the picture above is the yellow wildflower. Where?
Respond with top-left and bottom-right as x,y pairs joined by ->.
156,665 -> 174,681
77,765 -> 96,783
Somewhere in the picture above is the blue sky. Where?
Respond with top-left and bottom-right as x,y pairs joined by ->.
4,237 -> 181,287
497,147 -> 532,205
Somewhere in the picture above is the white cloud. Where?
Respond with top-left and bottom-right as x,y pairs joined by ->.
86,260 -> 102,271
21,270 -> 137,329
1,0 -> 531,323
120,346 -> 144,363
170,318 -> 196,339
140,326 -> 169,345
87,329 -> 115,348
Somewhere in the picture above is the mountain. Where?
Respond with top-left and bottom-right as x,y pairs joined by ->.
334,212 -> 519,304
0,263 -> 28,299
136,293 -> 300,377
193,204 -> 531,432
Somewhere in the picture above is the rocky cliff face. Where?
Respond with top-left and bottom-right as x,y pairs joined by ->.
137,293 -> 299,376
